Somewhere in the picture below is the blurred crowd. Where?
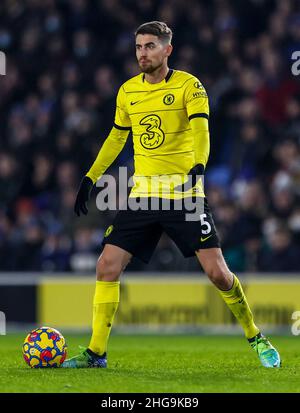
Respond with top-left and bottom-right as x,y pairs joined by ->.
0,0 -> 300,273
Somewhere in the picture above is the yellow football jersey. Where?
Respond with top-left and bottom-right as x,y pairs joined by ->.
114,69 -> 209,199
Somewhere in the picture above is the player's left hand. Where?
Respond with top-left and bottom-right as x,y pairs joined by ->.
174,163 -> 204,192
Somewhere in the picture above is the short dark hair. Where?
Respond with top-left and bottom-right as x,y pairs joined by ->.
135,21 -> 173,44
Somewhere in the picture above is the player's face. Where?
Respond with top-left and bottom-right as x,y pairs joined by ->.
135,34 -> 172,73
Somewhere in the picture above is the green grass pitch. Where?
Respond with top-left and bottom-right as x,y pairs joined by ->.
0,334 -> 299,393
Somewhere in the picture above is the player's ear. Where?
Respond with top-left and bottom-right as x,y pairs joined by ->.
166,43 -> 173,57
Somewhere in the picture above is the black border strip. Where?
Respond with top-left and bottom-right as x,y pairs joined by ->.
113,123 -> 132,131
188,113 -> 209,121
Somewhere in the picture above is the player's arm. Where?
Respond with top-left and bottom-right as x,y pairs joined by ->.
189,114 -> 210,172
175,78 -> 210,191
74,86 -> 131,216
85,125 -> 131,184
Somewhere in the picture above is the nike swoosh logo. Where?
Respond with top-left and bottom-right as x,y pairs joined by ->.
130,101 -> 140,105
201,234 -> 213,242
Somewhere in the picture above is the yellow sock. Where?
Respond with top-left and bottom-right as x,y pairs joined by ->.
218,274 -> 260,339
88,280 -> 120,356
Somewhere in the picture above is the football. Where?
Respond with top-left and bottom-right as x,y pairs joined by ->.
22,326 -> 67,368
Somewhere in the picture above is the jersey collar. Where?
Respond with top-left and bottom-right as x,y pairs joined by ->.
142,68 -> 174,83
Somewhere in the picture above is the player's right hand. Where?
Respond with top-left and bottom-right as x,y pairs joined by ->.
174,163 -> 205,192
74,176 -> 94,216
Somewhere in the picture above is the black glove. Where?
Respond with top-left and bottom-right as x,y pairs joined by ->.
74,176 -> 94,216
174,163 -> 205,192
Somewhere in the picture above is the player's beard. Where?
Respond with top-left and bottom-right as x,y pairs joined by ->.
139,60 -> 163,74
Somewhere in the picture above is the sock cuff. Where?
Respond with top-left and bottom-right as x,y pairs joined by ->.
218,274 -> 243,303
219,273 -> 238,295
94,280 -> 120,304
96,280 -> 120,287
230,273 -> 239,290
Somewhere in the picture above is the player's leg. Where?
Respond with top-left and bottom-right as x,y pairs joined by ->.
196,248 -> 259,337
62,244 -> 132,368
62,207 -> 162,368
196,247 -> 281,368
161,197 -> 280,368
88,244 -> 132,356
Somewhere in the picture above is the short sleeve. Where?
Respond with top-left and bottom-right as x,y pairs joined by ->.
114,85 -> 132,130
184,77 -> 209,121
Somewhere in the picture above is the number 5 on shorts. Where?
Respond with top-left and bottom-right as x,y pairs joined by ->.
200,213 -> 211,235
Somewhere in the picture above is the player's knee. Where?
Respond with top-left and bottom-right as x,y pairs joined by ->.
206,266 -> 232,289
96,255 -> 122,281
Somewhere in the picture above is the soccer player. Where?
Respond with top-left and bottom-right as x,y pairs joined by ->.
62,21 -> 280,368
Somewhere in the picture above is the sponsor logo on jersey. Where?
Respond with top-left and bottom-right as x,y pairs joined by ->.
139,114 -> 165,149
194,81 -> 203,89
193,91 -> 208,98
